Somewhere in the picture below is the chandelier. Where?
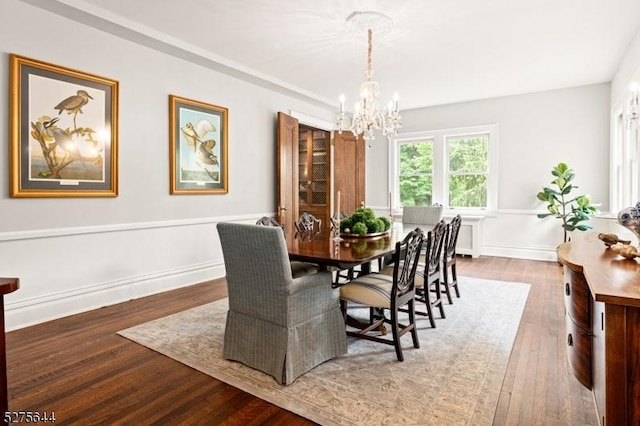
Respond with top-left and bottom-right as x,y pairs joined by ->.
336,12 -> 401,141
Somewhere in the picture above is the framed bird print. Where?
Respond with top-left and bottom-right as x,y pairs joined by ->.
9,54 -> 119,197
169,95 -> 228,194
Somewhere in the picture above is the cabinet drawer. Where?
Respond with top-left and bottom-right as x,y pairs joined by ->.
565,314 -> 592,389
563,266 -> 591,330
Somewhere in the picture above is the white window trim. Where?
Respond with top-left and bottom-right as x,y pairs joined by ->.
389,124 -> 498,216
609,96 -> 639,214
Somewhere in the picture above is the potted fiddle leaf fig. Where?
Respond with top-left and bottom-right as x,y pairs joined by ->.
536,162 -> 598,243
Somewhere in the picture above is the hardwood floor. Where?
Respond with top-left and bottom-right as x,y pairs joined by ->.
5,256 -> 598,425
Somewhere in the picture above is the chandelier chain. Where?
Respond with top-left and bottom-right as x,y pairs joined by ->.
366,29 -> 373,82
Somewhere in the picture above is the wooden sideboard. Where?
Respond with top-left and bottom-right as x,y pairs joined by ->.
558,233 -> 640,426
0,278 -> 19,425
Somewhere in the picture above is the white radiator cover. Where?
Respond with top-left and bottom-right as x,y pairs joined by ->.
445,215 -> 483,258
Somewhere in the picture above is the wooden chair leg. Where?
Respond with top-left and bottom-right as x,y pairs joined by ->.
390,307 -> 403,362
418,288 -> 436,328
441,262 -> 454,304
433,280 -> 446,319
451,262 -> 460,298
409,300 -> 420,349
340,300 -> 348,323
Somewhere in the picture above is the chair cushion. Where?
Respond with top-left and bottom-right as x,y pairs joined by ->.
290,261 -> 318,278
340,274 -> 393,308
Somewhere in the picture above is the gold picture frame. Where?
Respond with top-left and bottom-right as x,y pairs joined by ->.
9,54 -> 119,197
169,95 -> 228,194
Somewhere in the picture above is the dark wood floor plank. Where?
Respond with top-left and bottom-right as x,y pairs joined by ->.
5,257 -> 597,425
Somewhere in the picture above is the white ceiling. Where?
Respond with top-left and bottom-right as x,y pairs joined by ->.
26,0 -> 640,111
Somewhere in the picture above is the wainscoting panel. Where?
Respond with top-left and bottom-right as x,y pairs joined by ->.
0,214 -> 263,331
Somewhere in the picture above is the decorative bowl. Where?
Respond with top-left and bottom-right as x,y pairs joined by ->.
340,229 -> 391,240
617,203 -> 640,245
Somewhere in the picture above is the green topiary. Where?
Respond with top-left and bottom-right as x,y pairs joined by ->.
351,222 -> 368,235
378,216 -> 391,231
339,207 -> 391,235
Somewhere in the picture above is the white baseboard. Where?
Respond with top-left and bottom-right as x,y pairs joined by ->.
5,261 -> 226,331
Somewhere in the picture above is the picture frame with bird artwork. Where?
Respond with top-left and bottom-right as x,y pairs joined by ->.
169,95 -> 228,195
9,54 -> 119,197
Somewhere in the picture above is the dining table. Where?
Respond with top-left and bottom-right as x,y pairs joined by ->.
285,222 -> 425,333
286,222 -> 420,274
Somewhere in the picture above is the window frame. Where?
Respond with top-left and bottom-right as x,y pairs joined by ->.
390,124 -> 498,215
610,97 -> 639,213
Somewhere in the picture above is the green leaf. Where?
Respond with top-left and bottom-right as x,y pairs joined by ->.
555,162 -> 569,174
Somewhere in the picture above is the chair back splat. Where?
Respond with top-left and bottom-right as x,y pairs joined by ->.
295,212 -> 322,232
414,219 -> 447,328
442,214 -> 462,302
217,223 -> 346,385
255,216 -> 282,228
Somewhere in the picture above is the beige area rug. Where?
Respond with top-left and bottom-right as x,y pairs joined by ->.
119,277 -> 530,425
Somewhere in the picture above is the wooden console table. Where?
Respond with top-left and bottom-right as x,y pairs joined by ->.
557,233 -> 640,426
0,278 -> 19,424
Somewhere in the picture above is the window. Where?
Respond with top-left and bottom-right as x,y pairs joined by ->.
610,99 -> 639,213
391,124 -> 497,212
447,134 -> 488,208
398,139 -> 434,206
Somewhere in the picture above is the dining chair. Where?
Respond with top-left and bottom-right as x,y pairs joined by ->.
255,216 -> 283,228
217,222 -> 347,385
255,216 -> 318,278
441,214 -> 462,303
339,228 -> 424,361
414,219 -> 447,328
295,212 -> 322,232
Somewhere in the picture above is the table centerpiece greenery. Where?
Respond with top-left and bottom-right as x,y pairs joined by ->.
339,207 -> 392,236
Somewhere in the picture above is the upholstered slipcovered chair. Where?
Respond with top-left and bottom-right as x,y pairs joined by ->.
402,205 -> 443,228
217,222 -> 347,385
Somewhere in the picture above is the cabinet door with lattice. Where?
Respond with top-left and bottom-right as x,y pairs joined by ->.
298,125 -> 331,229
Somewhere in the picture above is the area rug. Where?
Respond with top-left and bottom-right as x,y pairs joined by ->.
118,277 -> 530,425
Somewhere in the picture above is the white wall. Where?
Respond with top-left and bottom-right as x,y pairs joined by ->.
611,27 -> 640,105
0,0 -> 334,330
0,0 -> 628,330
366,84 -> 611,260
